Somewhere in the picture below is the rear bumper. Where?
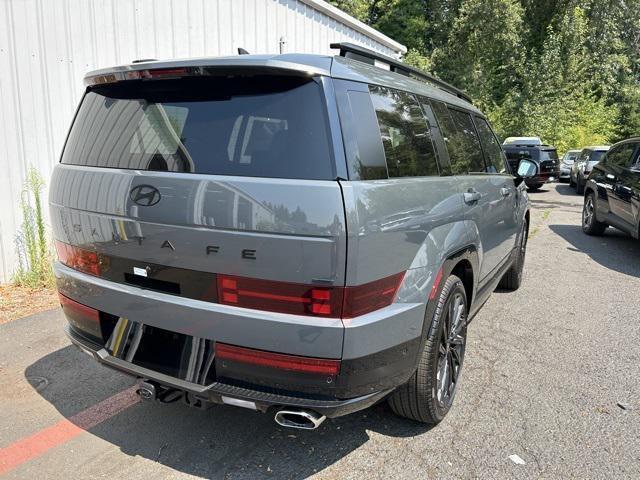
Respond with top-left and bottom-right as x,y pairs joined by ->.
527,170 -> 559,185
56,262 -> 425,417
65,324 -> 392,417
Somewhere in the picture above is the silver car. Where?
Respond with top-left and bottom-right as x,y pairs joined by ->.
570,146 -> 610,193
559,149 -> 581,181
50,43 -> 531,429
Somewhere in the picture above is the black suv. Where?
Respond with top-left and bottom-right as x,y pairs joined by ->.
503,143 -> 560,190
582,138 -> 640,238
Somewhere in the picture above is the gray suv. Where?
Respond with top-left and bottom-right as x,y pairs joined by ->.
50,43 -> 531,429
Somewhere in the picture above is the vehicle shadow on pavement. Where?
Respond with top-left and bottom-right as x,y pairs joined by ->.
553,183 -> 578,196
25,346 -> 433,479
549,224 -> 640,278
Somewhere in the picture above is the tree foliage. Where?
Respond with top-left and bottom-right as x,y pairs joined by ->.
329,0 -> 640,152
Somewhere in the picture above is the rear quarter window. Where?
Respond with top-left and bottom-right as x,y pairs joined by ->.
62,75 -> 335,180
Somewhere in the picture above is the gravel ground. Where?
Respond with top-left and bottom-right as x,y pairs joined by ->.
0,183 -> 638,479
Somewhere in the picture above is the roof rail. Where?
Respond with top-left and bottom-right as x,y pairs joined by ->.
330,42 -> 473,104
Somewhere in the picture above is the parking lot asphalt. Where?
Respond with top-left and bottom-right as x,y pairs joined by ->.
1,183 -> 639,479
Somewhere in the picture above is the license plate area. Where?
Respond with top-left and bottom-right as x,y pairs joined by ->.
105,319 -> 216,385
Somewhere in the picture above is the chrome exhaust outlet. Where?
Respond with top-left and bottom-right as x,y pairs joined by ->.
274,409 -> 326,430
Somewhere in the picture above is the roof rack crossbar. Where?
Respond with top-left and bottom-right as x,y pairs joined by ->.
330,42 -> 473,104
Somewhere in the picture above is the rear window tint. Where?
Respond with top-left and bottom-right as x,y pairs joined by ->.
62,76 -> 334,180
369,86 -> 439,178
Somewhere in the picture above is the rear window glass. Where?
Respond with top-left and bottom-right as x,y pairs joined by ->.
62,76 -> 334,180
539,150 -> 558,161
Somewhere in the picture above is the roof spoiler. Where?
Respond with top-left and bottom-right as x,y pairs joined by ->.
331,42 -> 473,104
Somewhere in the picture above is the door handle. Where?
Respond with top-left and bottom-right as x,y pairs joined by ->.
500,187 -> 512,198
463,189 -> 481,204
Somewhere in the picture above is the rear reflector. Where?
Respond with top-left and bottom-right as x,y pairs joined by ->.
58,293 -> 102,339
429,267 -> 444,301
55,241 -> 101,276
58,293 -> 100,322
217,272 -> 405,318
216,343 -> 340,376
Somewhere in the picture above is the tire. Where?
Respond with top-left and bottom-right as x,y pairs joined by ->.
527,183 -> 543,191
576,175 -> 585,194
498,220 -> 528,290
388,275 -> 467,425
569,175 -> 575,187
582,192 -> 607,236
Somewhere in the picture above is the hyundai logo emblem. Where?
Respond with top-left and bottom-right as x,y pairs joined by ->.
130,184 -> 161,206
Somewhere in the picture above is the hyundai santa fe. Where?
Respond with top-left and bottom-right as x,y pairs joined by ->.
51,43 -> 532,429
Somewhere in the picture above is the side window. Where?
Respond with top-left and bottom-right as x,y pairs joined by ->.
633,145 -> 640,168
345,90 -> 388,180
606,144 -> 636,167
430,101 -> 485,174
474,117 -> 508,174
369,86 -> 440,178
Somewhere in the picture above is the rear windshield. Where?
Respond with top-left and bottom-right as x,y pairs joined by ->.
504,148 -> 557,161
61,75 -> 334,180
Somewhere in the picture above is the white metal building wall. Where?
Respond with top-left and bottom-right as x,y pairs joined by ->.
0,0 -> 405,282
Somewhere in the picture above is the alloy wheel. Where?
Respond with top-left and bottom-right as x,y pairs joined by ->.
436,292 -> 466,409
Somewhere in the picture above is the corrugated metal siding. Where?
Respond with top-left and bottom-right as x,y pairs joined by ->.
0,0 -> 404,282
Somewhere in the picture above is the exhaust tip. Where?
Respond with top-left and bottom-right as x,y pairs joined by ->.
274,409 -> 326,430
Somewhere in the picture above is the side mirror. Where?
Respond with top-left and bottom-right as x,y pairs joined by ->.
515,159 -> 537,186
517,159 -> 537,178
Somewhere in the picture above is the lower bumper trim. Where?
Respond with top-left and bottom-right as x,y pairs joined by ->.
65,324 -> 392,418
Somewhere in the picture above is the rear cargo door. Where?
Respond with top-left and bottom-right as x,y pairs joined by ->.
50,74 -> 347,326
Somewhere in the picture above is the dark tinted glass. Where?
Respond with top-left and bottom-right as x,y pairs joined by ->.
606,144 -> 635,166
474,117 -> 507,173
588,150 -> 607,163
344,90 -> 388,180
370,86 -> 439,178
62,76 -> 334,180
505,148 -> 532,161
431,102 -> 485,174
539,150 -> 558,161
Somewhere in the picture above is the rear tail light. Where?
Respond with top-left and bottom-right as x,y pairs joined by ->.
342,272 -> 405,318
55,241 -> 101,276
216,343 -> 340,376
216,272 -> 404,319
217,275 -> 343,318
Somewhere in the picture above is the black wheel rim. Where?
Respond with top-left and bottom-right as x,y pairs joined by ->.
436,292 -> 466,408
583,196 -> 594,228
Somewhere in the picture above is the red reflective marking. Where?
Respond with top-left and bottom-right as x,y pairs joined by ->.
237,289 -> 311,304
429,268 -> 444,300
0,387 -> 139,475
58,293 -> 99,322
216,343 -> 340,375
